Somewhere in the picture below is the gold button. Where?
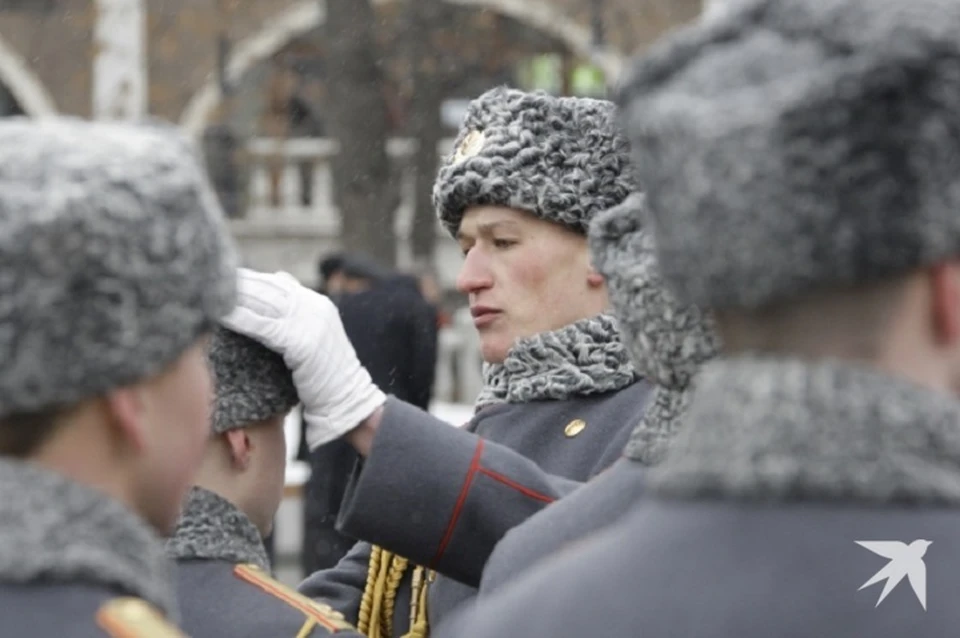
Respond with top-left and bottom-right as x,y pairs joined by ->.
564,419 -> 586,438
115,599 -> 149,619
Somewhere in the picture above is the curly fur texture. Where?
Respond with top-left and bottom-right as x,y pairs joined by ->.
625,386 -> 693,465
475,314 -> 637,409
0,459 -> 176,617
0,118 -> 236,418
617,0 -> 960,309
166,487 -> 269,570
588,194 -> 719,464
589,195 -> 719,389
433,87 -> 637,237
208,327 -> 298,433
652,357 -> 960,503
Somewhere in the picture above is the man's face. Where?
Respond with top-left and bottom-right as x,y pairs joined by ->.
455,206 -> 600,363
325,272 -> 345,295
341,276 -> 373,294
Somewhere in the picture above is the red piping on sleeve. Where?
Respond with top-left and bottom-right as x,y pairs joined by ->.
477,467 -> 556,504
431,438 -> 485,567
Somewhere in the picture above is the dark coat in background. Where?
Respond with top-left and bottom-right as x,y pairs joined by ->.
339,274 -> 438,410
301,272 -> 439,574
301,439 -> 361,574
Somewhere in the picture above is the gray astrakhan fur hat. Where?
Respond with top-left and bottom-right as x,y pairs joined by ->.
0,118 -> 237,418
589,194 -> 719,389
589,194 -> 719,464
433,86 -> 637,237
208,327 -> 299,434
616,0 -> 960,309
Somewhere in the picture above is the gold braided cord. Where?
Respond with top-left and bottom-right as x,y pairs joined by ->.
400,566 -> 433,638
358,546 -> 434,637
382,553 -> 410,637
358,545 -> 385,635
409,567 -> 424,629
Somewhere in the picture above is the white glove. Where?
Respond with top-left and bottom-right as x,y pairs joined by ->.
221,268 -> 386,450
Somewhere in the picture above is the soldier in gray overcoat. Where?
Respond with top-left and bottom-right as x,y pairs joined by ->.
0,119 -> 237,636
448,1 -> 960,636
166,327 -> 362,636
224,87 -> 653,636
458,193 -> 718,604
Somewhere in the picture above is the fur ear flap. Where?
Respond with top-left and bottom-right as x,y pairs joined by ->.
588,194 -> 719,388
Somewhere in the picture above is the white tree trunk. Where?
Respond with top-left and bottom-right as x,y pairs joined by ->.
92,0 -> 146,120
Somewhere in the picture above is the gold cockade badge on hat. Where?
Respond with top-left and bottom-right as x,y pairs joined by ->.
452,129 -> 485,163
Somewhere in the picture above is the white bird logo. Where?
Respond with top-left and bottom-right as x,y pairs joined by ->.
856,540 -> 931,610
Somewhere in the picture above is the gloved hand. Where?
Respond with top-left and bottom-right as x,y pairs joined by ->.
221,268 -> 386,450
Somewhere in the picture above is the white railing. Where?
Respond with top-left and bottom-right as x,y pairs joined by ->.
242,136 -> 454,236
231,137 -> 484,403
245,137 -> 342,231
234,136 -> 466,287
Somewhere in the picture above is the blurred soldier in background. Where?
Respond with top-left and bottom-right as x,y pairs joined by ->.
318,253 -> 346,297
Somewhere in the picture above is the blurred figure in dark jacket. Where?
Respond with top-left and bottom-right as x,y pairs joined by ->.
317,253 -> 345,297
300,253 -> 439,574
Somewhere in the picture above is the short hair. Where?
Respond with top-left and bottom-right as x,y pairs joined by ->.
318,254 -> 345,281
